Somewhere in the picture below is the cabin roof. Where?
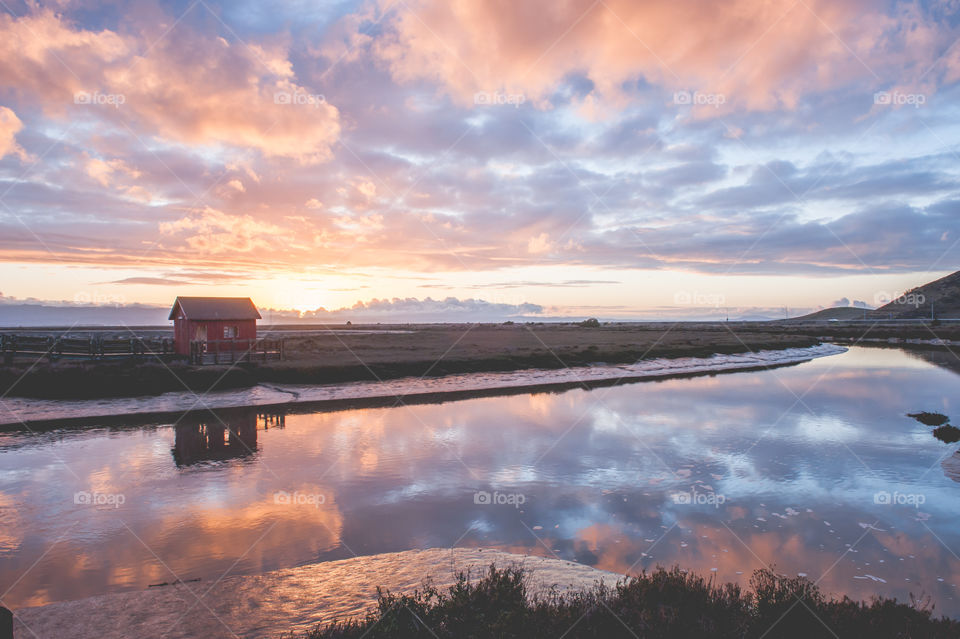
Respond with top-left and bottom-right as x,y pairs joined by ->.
168,297 -> 261,321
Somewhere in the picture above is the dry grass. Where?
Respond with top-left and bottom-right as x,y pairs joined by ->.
265,322 -> 818,369
0,322 -> 822,399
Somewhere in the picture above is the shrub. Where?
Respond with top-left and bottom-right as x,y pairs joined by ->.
933,425 -> 960,443
297,565 -> 959,639
907,412 -> 950,426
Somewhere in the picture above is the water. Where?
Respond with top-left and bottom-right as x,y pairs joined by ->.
2,345 -> 960,618
0,343 -> 845,425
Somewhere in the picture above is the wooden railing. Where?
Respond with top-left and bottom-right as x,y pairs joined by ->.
189,339 -> 284,365
1,334 -> 285,365
1,334 -> 174,363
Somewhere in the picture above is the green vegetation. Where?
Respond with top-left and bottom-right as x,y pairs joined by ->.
298,565 -> 958,639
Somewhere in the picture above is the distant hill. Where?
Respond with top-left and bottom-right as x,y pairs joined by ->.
0,302 -> 169,327
790,270 -> 960,321
789,307 -> 878,321
876,270 -> 960,319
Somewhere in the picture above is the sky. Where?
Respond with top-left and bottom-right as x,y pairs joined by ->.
0,0 -> 958,321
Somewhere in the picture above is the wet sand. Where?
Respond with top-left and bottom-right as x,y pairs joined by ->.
0,344 -> 846,428
12,548 -> 624,639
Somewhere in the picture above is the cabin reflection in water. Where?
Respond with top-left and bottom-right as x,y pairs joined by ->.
172,410 -> 285,466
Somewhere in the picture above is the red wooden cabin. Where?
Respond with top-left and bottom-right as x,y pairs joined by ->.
169,297 -> 261,356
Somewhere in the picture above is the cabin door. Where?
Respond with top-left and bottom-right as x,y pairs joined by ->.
195,325 -> 207,342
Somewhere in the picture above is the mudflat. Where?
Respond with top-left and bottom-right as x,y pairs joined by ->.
0,322 -> 823,399
5,319 -> 958,400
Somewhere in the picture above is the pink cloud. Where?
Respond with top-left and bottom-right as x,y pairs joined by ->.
0,8 -> 340,162
0,106 -> 29,161
370,0 -> 955,114
159,207 -> 292,254
0,0 -> 956,285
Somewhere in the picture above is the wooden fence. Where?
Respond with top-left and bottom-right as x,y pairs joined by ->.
189,339 -> 284,365
0,334 -> 284,365
1,334 -> 174,364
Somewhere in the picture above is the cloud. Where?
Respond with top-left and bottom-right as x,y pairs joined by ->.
105,277 -> 192,286
369,0 -> 957,114
0,106 -> 28,161
159,207 -> 292,254
84,156 -> 141,187
828,296 -> 874,309
466,280 -> 621,289
0,0 -> 959,306
102,271 -> 249,286
299,296 -> 544,322
0,8 -> 341,163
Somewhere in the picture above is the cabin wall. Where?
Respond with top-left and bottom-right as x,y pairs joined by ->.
173,318 -> 191,355
201,319 -> 257,343
173,319 -> 257,355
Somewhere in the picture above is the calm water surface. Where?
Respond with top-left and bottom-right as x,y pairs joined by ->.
2,346 -> 960,615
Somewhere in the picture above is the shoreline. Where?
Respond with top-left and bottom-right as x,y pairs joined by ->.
12,548 -> 624,639
0,344 -> 846,429
0,323 -> 825,401
6,316 -> 957,404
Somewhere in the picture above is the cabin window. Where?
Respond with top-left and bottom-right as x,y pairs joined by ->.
224,325 -> 239,338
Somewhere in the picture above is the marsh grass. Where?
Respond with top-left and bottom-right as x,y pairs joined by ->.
297,565 -> 958,639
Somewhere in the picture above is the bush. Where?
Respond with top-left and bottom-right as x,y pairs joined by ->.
297,565 -> 959,639
933,425 -> 960,443
907,412 -> 950,426
578,318 -> 601,328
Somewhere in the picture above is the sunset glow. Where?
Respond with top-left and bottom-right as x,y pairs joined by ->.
5,4 -> 960,634
0,0 -> 957,320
